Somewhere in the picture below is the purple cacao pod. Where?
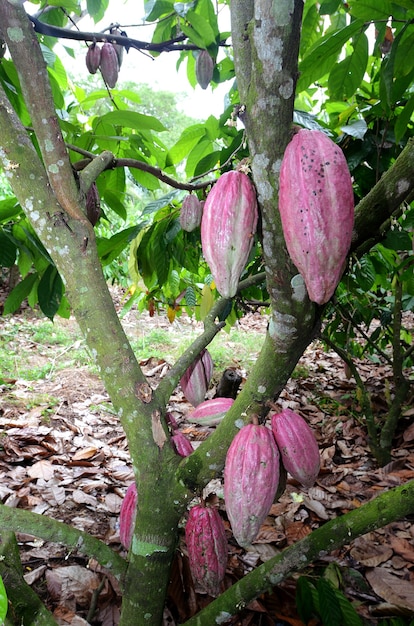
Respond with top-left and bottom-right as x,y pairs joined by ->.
171,431 -> 194,457
201,171 -> 258,298
279,128 -> 354,304
85,42 -> 101,74
119,482 -> 138,549
100,42 -> 119,88
180,348 -> 213,407
179,194 -> 203,232
187,397 -> 234,426
185,504 -> 227,596
196,50 -> 214,89
223,423 -> 280,548
271,408 -> 320,487
85,182 -> 101,226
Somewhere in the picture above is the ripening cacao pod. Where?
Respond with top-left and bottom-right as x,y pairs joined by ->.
224,423 -> 280,548
201,171 -> 258,298
85,42 -> 101,74
100,42 -> 119,88
119,482 -> 138,549
179,194 -> 203,232
185,504 -> 227,596
171,431 -> 194,457
85,182 -> 101,226
279,128 -> 354,304
196,50 -> 214,89
187,397 -> 234,427
271,408 -> 320,488
109,26 -> 125,68
180,348 -> 213,407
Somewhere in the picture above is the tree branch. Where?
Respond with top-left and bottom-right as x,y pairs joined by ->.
0,505 -> 127,583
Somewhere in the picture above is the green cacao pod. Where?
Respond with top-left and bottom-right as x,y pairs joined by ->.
201,171 -> 258,298
271,408 -> 320,487
223,423 -> 280,548
185,504 -> 227,596
279,128 -> 354,304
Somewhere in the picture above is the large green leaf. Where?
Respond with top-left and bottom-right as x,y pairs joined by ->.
0,230 -> 17,266
180,11 -> 217,49
3,273 -> 38,316
98,111 -> 167,132
87,0 -> 109,22
0,197 -> 21,222
297,20 -> 365,92
38,265 -> 63,320
328,32 -> 368,100
317,578 -> 343,626
348,0 -> 394,19
0,577 -> 7,624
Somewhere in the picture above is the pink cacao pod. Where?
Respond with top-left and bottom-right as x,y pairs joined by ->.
187,397 -> 234,426
201,171 -> 258,298
100,42 -> 119,88
185,504 -> 227,596
271,408 -> 320,488
279,128 -> 354,304
85,42 -> 101,74
196,50 -> 214,89
179,194 -> 203,232
180,348 -> 213,407
119,482 -> 138,549
223,423 -> 280,548
171,431 -> 194,457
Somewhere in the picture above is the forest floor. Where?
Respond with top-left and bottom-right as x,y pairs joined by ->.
0,291 -> 413,626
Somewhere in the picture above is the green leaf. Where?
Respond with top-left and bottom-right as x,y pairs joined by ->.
297,20 -> 365,92
395,95 -> 414,143
328,32 -> 368,100
355,256 -> 376,292
0,197 -> 21,222
185,285 -> 197,306
296,576 -> 319,623
317,578 -> 343,626
348,0 -> 394,20
38,265 -> 63,320
87,0 -> 109,22
145,0 -> 174,21
3,273 -> 38,315
0,577 -> 7,624
0,231 -> 17,266
168,124 -> 207,164
336,587 -> 363,626
99,111 -> 167,132
180,11 -> 216,49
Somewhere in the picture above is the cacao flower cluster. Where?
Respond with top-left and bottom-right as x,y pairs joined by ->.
223,410 -> 320,547
279,128 -> 354,304
86,39 -> 122,88
201,170 -> 258,298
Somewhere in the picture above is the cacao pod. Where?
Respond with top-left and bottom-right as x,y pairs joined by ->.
185,504 -> 227,596
201,171 -> 258,298
100,42 -> 119,88
279,128 -> 354,304
187,397 -> 234,427
179,194 -> 203,232
223,423 -> 280,548
85,42 -> 101,74
171,431 -> 194,457
270,408 -> 320,487
180,348 -> 213,407
85,182 -> 101,226
196,50 -> 214,89
119,482 -> 138,549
